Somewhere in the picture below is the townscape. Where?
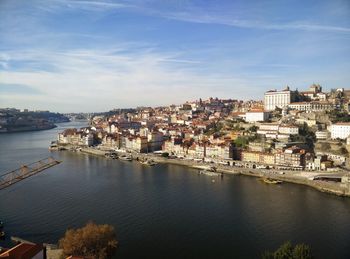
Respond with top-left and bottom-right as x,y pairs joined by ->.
1,0 -> 350,258
54,84 -> 350,195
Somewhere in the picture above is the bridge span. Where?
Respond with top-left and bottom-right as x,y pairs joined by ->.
0,157 -> 61,190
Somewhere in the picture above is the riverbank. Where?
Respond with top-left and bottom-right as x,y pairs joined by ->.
0,124 -> 57,133
56,145 -> 350,197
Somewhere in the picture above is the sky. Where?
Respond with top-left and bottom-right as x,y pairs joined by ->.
0,0 -> 349,112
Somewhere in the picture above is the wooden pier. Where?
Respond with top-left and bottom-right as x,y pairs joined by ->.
0,157 -> 61,190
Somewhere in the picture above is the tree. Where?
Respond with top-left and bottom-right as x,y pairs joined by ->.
293,243 -> 313,259
327,110 -> 350,123
274,241 -> 293,259
320,142 -> 331,151
248,125 -> 258,133
205,121 -> 224,135
161,152 -> 169,158
262,241 -> 313,259
336,147 -> 348,155
234,136 -> 249,148
290,123 -> 316,149
59,221 -> 118,259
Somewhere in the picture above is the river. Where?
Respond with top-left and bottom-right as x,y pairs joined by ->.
0,122 -> 349,258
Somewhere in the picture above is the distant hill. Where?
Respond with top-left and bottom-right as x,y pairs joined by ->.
0,109 -> 70,133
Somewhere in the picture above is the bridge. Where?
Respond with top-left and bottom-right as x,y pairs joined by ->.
0,157 -> 61,190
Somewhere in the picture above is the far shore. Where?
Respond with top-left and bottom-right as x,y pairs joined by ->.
53,145 -> 350,198
0,124 -> 57,134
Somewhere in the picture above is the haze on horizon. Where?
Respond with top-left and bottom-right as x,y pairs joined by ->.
0,0 -> 349,113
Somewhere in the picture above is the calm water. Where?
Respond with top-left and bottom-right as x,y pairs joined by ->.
0,122 -> 350,258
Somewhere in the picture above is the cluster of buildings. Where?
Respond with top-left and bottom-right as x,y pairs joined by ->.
57,84 -> 350,171
264,84 -> 344,112
58,98 -> 239,159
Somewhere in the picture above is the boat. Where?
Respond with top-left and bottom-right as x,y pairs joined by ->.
0,231 -> 5,239
119,156 -> 132,161
111,154 -> 118,159
105,152 -> 118,159
49,141 -> 59,150
262,178 -> 283,184
140,160 -> 158,166
199,170 -> 222,177
147,161 -> 158,166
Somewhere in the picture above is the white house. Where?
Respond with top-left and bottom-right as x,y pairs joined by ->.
330,123 -> 350,139
245,110 -> 269,122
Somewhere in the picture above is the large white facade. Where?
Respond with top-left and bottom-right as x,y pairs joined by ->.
288,101 -> 334,112
331,123 -> 350,139
264,89 -> 292,111
245,111 -> 269,122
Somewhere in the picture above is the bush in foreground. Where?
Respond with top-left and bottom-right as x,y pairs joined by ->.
59,221 -> 118,259
262,241 -> 313,259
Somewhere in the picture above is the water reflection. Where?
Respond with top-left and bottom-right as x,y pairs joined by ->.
0,123 -> 349,258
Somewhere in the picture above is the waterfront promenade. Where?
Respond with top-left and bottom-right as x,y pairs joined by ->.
59,145 -> 350,197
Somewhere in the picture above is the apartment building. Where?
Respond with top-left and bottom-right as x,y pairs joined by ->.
275,146 -> 306,169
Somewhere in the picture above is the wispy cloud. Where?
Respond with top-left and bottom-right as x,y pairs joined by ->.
38,0 -> 131,12
159,58 -> 201,64
25,1 -> 350,33
159,11 -> 350,33
0,47 -> 255,111
0,0 -> 349,111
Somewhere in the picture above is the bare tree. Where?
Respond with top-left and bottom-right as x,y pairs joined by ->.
59,221 -> 118,259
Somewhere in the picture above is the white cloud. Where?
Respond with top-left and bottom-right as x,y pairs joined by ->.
0,53 -> 10,69
0,47 -> 260,112
160,11 -> 350,33
1,1 -> 349,112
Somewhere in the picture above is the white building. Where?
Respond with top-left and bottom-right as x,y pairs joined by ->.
257,123 -> 298,139
288,101 -> 334,112
264,87 -> 295,111
315,131 -> 329,140
258,123 -> 280,132
147,131 -> 164,151
330,123 -> 350,139
245,110 -> 269,122
85,133 -> 94,146
278,125 -> 299,135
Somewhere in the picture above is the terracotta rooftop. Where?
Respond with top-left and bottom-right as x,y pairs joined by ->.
0,243 -> 43,259
333,122 -> 350,125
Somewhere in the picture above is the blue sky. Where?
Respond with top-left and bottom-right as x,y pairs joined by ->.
0,0 -> 349,112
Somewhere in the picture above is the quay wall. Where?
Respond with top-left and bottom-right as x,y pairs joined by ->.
56,145 -> 350,197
